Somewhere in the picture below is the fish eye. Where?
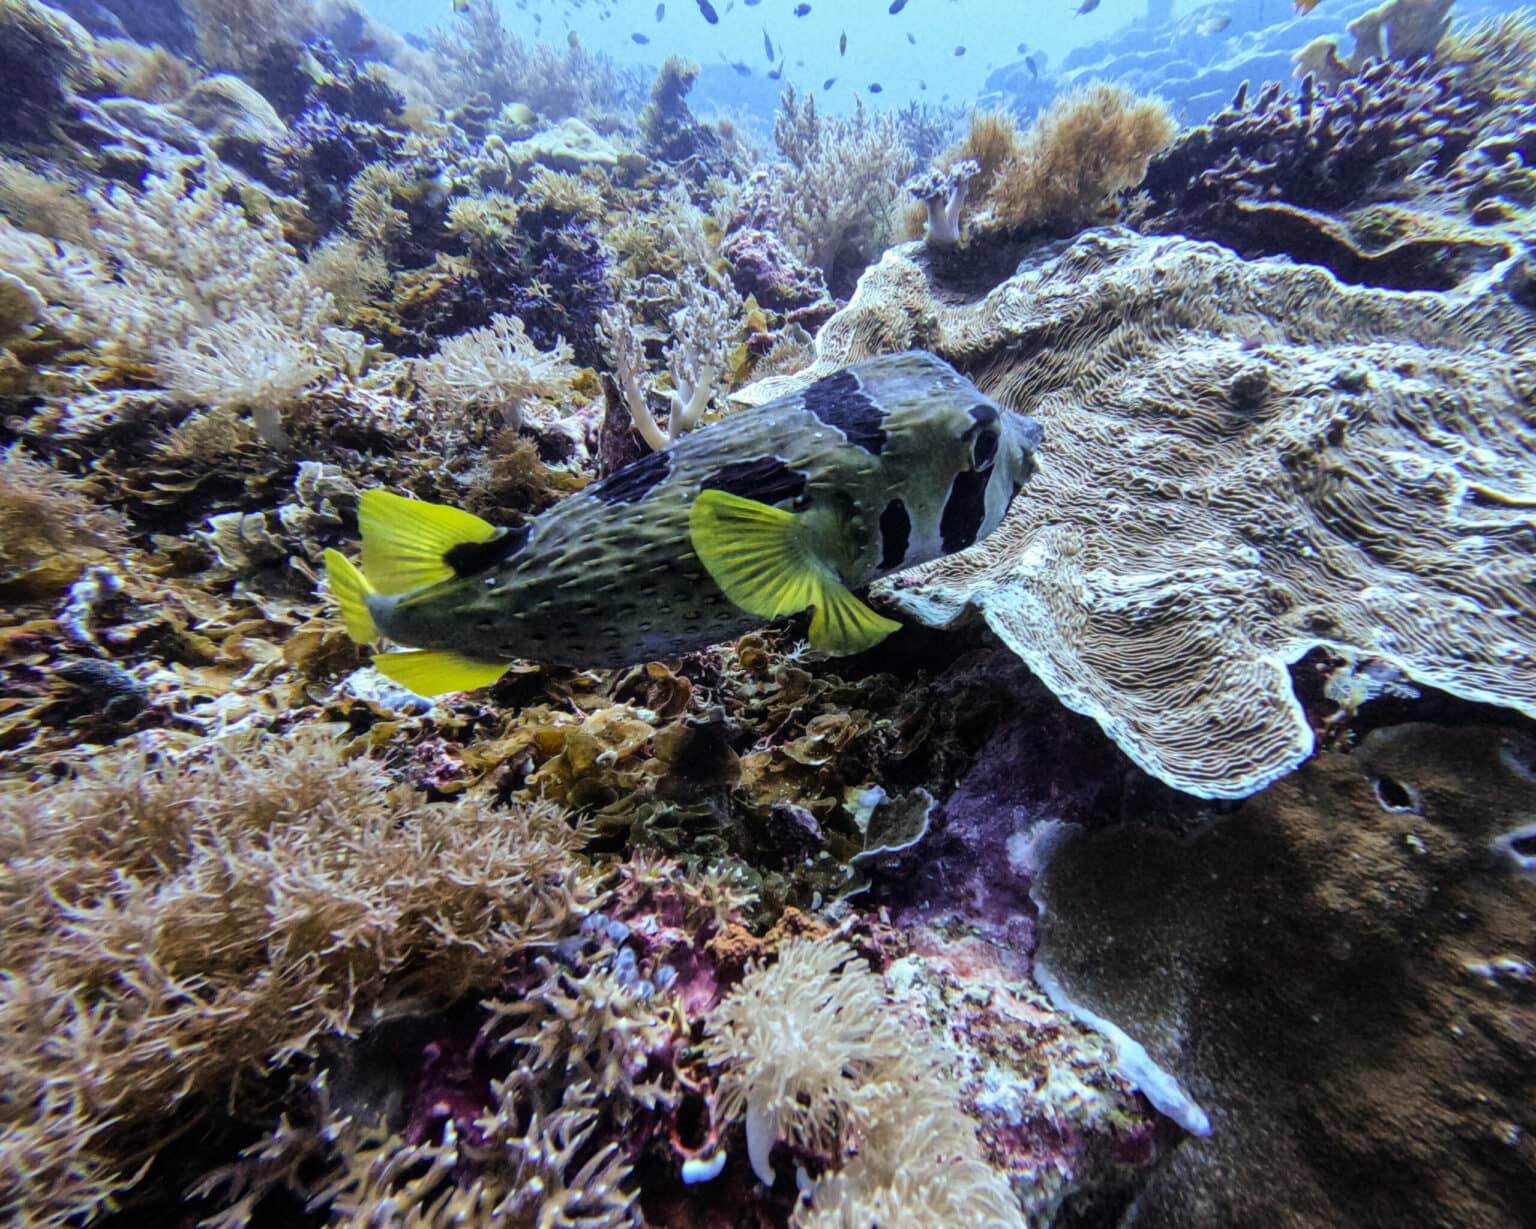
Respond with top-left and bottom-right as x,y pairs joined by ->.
973,427 -> 999,470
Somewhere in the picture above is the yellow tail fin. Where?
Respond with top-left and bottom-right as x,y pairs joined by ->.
373,650 -> 511,696
689,489 -> 901,656
359,489 -> 500,595
324,548 -> 378,643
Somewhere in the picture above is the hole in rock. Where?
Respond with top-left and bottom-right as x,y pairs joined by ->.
1374,776 -> 1416,812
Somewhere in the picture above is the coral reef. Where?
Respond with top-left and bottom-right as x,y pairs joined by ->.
1032,722 -> 1536,1228
743,228 -> 1536,797
0,729 -> 598,1226
3,0 -> 1534,1225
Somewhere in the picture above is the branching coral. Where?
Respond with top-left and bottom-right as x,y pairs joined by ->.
0,729 -> 595,1227
600,280 -> 742,450
1137,64 -> 1477,248
414,313 -> 578,430
757,85 -> 914,292
0,153 -> 335,439
432,0 -> 641,117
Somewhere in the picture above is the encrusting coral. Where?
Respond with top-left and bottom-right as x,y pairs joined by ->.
743,227 -> 1536,798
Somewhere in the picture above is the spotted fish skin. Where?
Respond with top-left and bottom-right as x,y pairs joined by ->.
367,351 -> 1042,667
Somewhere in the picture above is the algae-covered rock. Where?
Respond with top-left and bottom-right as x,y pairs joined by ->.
498,116 -> 620,172
1031,722 -> 1536,1229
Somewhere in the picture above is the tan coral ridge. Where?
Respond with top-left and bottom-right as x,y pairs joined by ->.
739,228 -> 1536,797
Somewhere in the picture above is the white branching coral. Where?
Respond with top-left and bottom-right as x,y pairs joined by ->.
706,935 -> 1021,1228
159,316 -> 320,446
760,86 -> 915,281
599,280 -> 741,450
413,313 -> 578,429
0,155 -> 335,441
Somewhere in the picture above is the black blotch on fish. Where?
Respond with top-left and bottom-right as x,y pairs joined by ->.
695,0 -> 718,23
967,403 -> 999,431
940,469 -> 990,552
794,2 -> 810,14
445,524 -> 531,577
591,449 -> 673,504
701,457 -> 809,507
954,44 -> 966,55
823,76 -> 837,89
889,0 -> 908,11
803,371 -> 889,455
632,32 -> 650,43
868,82 -> 883,93
879,498 -> 911,570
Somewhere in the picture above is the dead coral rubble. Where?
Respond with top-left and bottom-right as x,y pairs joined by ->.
744,227 -> 1536,797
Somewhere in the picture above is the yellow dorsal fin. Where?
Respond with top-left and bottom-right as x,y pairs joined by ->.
808,581 -> 901,655
359,489 -> 500,594
689,489 -> 902,655
323,548 -> 378,643
372,650 -> 511,696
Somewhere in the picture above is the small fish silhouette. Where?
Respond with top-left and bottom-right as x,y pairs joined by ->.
954,44 -> 966,55
793,2 -> 810,14
632,31 -> 650,43
868,82 -> 883,92
889,0 -> 908,12
823,75 -> 837,89
656,2 -> 664,19
695,0 -> 718,22
1075,0 -> 1100,12
763,27 -> 774,58
1026,55 -> 1038,77
839,31 -> 847,55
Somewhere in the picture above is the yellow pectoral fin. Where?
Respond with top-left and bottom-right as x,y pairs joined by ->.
359,489 -> 500,594
371,650 -> 512,696
689,488 -> 822,618
808,581 -> 902,655
323,548 -> 378,643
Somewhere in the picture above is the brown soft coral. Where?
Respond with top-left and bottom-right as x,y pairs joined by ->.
986,83 -> 1176,237
0,728 -> 596,1227
0,445 -> 127,598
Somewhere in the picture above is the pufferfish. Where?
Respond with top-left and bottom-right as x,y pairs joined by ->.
324,351 -> 1043,696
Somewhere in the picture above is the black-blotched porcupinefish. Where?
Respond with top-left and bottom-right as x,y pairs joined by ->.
325,351 -> 1043,695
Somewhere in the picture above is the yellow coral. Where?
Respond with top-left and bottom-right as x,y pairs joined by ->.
987,83 -> 1177,237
